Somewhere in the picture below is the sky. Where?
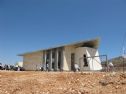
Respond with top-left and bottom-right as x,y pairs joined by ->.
0,0 -> 126,65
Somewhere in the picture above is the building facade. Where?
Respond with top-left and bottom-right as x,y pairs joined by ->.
19,38 -> 102,71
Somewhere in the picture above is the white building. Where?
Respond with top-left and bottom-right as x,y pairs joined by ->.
18,38 -> 102,71
15,62 -> 23,67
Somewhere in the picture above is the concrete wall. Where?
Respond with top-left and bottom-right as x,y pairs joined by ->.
63,46 -> 75,71
23,52 -> 43,71
62,46 -> 102,71
75,47 -> 90,70
75,47 -> 102,71
86,48 -> 102,70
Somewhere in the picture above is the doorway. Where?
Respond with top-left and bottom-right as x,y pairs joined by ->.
71,53 -> 75,71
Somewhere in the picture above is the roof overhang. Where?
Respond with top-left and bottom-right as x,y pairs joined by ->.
18,38 -> 100,56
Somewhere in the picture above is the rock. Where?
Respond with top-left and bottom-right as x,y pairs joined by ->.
99,80 -> 109,86
120,73 -> 126,78
115,85 -> 119,89
120,80 -> 126,85
102,75 -> 105,77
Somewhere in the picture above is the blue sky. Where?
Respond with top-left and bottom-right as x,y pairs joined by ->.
0,0 -> 126,64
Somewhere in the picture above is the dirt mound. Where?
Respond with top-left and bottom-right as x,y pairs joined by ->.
0,71 -> 126,94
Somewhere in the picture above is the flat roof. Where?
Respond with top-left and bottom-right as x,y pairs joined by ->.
18,38 -> 100,56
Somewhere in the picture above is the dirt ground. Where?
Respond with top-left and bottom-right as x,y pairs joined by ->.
0,71 -> 126,94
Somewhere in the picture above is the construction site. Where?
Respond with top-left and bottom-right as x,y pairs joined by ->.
0,38 -> 126,94
1,0 -> 126,94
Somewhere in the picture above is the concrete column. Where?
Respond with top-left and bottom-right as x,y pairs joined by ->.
60,48 -> 64,71
49,50 -> 52,71
44,51 -> 47,71
54,49 -> 59,71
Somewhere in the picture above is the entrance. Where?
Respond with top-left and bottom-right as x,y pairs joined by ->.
58,51 -> 61,70
71,53 -> 75,71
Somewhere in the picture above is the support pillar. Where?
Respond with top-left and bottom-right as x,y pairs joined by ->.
44,51 -> 47,71
49,50 -> 52,71
60,48 -> 64,71
54,49 -> 59,71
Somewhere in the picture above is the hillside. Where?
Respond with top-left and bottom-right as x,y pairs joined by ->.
109,56 -> 126,67
103,56 -> 126,72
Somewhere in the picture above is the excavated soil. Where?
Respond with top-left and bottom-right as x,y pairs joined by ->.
0,71 -> 126,94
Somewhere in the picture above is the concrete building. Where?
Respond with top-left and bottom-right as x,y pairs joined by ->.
15,62 -> 23,67
18,38 -> 102,71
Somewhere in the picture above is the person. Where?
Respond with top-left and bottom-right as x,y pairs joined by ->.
4,64 -> 9,70
46,63 -> 49,71
108,62 -> 114,72
43,64 -> 46,71
40,66 -> 43,71
0,63 -> 3,70
74,63 -> 80,72
83,54 -> 88,67
17,66 -> 20,71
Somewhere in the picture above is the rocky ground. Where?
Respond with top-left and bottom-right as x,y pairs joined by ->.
0,71 -> 126,94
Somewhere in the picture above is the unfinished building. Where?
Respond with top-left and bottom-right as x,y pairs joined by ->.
19,38 -> 102,71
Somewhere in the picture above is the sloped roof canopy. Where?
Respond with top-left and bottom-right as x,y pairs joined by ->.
18,38 -> 99,56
